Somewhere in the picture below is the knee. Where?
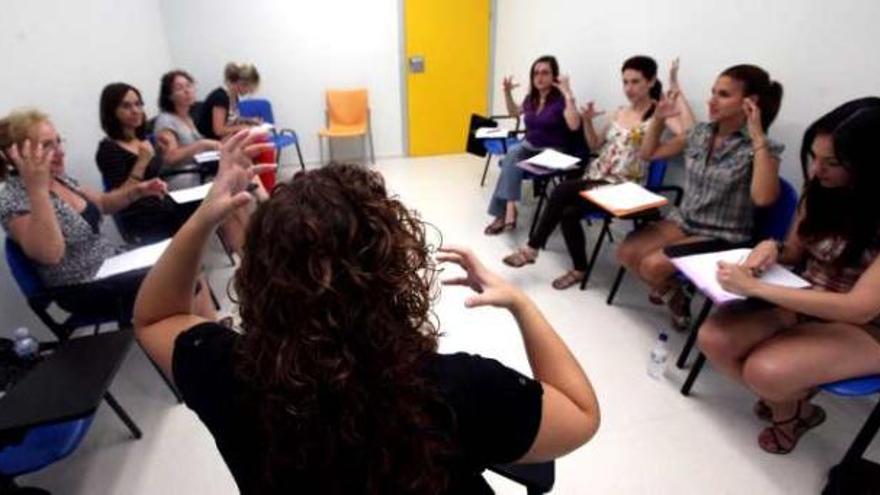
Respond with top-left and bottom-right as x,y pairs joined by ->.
616,239 -> 638,267
742,355 -> 795,401
638,252 -> 672,281
697,316 -> 734,360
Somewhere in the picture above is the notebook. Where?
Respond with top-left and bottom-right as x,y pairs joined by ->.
581,182 -> 668,217
168,182 -> 212,204
671,248 -> 811,304
94,239 -> 171,280
523,149 -> 581,170
475,127 -> 510,139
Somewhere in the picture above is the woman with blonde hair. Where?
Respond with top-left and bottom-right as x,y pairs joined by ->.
196,62 -> 262,140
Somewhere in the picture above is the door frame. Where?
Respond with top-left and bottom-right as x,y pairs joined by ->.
397,0 -> 498,157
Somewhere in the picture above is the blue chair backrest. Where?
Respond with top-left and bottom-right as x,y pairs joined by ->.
645,159 -> 668,190
238,99 -> 275,125
5,238 -> 43,299
754,177 -> 799,241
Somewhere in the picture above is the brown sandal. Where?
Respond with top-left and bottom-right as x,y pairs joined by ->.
484,217 -> 516,235
758,401 -> 826,454
502,248 -> 536,268
552,270 -> 585,290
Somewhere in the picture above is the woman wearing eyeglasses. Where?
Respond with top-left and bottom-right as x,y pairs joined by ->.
0,109 -> 216,321
96,83 -> 197,244
484,55 -> 582,235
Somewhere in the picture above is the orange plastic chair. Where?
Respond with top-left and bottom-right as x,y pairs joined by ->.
318,88 -> 375,164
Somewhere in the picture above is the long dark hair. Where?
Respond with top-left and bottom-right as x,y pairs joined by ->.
621,55 -> 662,120
233,164 -> 453,493
798,98 -> 880,267
100,83 -> 146,140
158,69 -> 194,113
526,55 -> 561,109
720,64 -> 783,130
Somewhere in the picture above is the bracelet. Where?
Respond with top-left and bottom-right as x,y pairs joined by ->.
752,142 -> 769,153
130,173 -> 144,181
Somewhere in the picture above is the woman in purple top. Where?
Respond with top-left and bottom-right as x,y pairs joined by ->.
484,55 -> 581,235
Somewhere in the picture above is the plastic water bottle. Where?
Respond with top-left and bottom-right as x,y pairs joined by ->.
13,327 -> 39,360
647,332 -> 669,379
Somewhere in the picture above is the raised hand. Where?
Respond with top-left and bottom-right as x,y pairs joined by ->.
200,129 -> 275,225
137,140 -> 155,161
743,98 -> 765,143
655,90 -> 681,121
7,140 -> 53,194
437,245 -> 523,309
580,101 -> 605,121
554,74 -> 573,98
134,177 -> 167,200
669,57 -> 681,92
502,75 -> 520,93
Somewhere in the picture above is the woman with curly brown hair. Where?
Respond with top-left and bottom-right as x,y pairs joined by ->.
134,130 -> 599,493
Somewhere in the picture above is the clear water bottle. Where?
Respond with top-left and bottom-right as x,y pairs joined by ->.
13,327 -> 39,360
647,332 -> 669,379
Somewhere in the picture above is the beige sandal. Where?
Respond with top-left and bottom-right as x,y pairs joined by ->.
552,270 -> 585,290
502,248 -> 536,268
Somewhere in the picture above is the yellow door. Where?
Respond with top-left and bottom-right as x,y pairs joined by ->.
404,0 -> 491,156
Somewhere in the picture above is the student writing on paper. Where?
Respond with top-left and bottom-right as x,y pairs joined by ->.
154,70 -> 221,190
616,62 -> 784,329
195,62 -> 262,140
698,100 -> 880,455
484,55 -> 581,235
0,109 -> 216,321
133,144 -> 600,493
502,56 -> 682,289
96,83 -> 197,244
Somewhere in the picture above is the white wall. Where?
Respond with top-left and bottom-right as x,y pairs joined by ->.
157,0 -> 404,164
493,0 -> 880,186
0,0 -> 174,337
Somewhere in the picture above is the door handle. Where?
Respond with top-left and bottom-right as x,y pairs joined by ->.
408,55 -> 425,74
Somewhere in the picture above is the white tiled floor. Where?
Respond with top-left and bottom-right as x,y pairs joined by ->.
19,154 -> 880,493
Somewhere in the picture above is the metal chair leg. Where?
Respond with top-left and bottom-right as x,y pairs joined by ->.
529,194 -> 546,239
681,352 -> 707,396
676,298 -> 713,369
104,392 -> 142,439
481,155 -> 492,186
842,400 -> 880,465
294,140 -> 306,172
368,128 -> 376,164
581,218 -> 612,290
606,267 -> 626,305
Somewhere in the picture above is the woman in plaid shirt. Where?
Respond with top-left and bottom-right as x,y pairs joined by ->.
617,63 -> 784,329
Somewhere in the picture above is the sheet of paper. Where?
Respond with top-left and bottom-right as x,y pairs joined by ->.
671,248 -> 811,304
168,182 -> 212,204
524,149 -> 581,170
582,182 -> 668,216
193,150 -> 220,164
94,239 -> 171,280
475,127 -> 509,139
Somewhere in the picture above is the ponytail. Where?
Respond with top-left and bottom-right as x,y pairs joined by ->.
721,64 -> 783,130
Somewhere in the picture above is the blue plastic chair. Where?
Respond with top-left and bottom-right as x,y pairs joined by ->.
479,114 -> 522,186
238,98 -> 306,172
4,238 -> 182,403
0,417 -> 94,489
679,178 -> 799,393
579,159 -> 682,290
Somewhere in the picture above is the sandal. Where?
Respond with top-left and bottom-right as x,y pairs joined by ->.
484,217 -> 517,236
503,248 -> 537,268
552,270 -> 585,290
755,389 -> 819,422
758,401 -> 826,454
667,287 -> 692,331
648,286 -> 670,305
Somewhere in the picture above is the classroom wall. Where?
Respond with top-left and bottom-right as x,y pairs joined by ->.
0,0 -> 175,338
492,0 -> 880,186
157,0 -> 405,163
